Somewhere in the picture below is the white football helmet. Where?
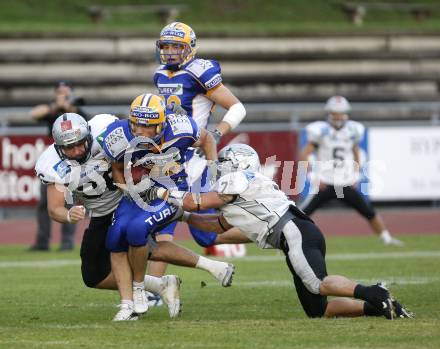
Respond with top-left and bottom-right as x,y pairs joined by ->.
324,96 -> 351,129
52,113 -> 92,163
217,144 -> 261,172
324,95 -> 351,114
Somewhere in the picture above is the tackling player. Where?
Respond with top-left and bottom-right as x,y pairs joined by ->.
299,96 -> 403,246
141,143 -> 413,320
35,112 -> 235,321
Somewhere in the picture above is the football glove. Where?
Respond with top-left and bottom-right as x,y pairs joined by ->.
167,103 -> 187,116
210,129 -> 223,144
138,186 -> 160,203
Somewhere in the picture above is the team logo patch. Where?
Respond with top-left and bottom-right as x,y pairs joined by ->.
167,114 -> 193,135
61,120 -> 72,132
244,171 -> 255,181
53,160 -> 71,178
205,74 -> 222,89
104,127 -> 129,158
157,83 -> 183,96
132,106 -> 160,119
161,29 -> 185,38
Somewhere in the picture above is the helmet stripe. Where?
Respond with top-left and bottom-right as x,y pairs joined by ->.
141,93 -> 152,107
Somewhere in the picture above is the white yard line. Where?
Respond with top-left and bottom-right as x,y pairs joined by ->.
227,250 -> 440,262
0,259 -> 80,268
0,250 -> 439,268
211,276 -> 440,288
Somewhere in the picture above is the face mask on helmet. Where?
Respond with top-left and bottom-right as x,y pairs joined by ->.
327,113 -> 348,130
129,94 -> 166,144
324,96 -> 351,130
156,22 -> 197,71
52,113 -> 92,164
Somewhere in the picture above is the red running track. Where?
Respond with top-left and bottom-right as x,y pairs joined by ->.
0,208 -> 438,246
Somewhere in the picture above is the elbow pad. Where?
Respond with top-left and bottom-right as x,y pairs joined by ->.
222,102 -> 246,130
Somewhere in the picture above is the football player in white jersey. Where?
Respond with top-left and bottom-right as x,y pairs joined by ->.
299,96 -> 403,246
154,21 -> 247,257
141,144 -> 413,320
35,112 -> 236,321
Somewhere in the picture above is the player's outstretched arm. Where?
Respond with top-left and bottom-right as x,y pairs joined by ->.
193,128 -> 217,161
183,212 -> 232,235
47,184 -> 85,223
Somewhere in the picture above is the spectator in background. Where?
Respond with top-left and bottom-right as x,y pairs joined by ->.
299,96 -> 403,246
29,81 -> 87,251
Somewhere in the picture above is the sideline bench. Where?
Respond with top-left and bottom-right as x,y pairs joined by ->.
340,2 -> 437,25
87,4 -> 187,25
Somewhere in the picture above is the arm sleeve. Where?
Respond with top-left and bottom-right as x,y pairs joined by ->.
186,59 -> 222,92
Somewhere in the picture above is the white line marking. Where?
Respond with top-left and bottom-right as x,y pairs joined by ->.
0,260 -> 80,268
207,276 -> 440,287
0,250 -> 439,268
225,250 -> 440,262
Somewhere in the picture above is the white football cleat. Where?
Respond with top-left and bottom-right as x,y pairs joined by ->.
384,237 -> 404,246
215,262 -> 235,287
112,303 -> 139,321
133,288 -> 149,314
158,275 -> 182,319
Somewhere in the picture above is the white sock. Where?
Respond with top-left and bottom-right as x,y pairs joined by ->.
133,281 -> 145,290
121,299 -> 134,308
144,275 -> 163,293
196,256 -> 225,277
380,230 -> 392,243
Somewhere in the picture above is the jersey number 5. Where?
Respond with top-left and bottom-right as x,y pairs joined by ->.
332,147 -> 345,168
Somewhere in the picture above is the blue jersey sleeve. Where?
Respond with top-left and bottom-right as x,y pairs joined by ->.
162,114 -> 200,150
102,120 -> 132,161
185,59 -> 222,92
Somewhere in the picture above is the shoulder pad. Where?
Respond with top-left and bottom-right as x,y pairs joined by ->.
102,121 -> 130,160
185,59 -> 222,90
35,146 -> 70,185
347,121 -> 365,143
306,121 -> 328,143
89,114 -> 118,138
214,171 -> 253,195
166,113 -> 198,138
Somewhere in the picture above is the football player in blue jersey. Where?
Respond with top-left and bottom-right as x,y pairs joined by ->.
101,93 -> 234,318
154,21 -> 248,256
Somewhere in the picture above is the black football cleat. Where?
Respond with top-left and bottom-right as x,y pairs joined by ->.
392,300 -> 415,319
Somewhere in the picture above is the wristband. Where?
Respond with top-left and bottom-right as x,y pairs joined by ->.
66,209 -> 72,223
181,212 -> 191,222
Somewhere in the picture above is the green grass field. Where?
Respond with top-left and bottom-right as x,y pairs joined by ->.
0,234 -> 439,349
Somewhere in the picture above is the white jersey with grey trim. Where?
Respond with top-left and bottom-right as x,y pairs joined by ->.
213,171 -> 293,248
306,120 -> 364,186
35,114 -> 122,217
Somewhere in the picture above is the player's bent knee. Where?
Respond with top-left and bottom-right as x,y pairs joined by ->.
304,300 -> 328,318
81,264 -> 108,288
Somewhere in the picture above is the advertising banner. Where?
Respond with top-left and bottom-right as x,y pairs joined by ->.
0,135 -> 51,206
368,126 -> 440,200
